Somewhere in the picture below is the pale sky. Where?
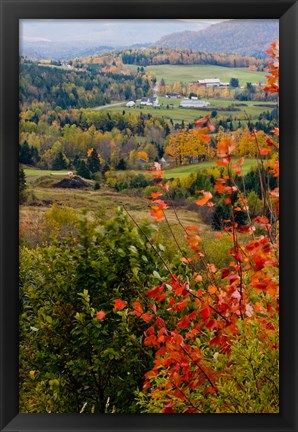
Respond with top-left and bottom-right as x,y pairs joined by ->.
20,19 -> 231,47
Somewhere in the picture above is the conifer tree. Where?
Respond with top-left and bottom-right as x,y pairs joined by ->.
87,148 -> 101,173
52,151 -> 67,170
77,160 -> 91,179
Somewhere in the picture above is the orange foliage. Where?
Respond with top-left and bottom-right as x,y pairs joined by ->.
110,42 -> 279,413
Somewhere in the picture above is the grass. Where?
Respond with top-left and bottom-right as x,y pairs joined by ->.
21,184 -> 207,246
98,95 -> 276,123
102,103 -> 209,122
89,65 -> 273,123
23,168 -> 70,180
127,64 -> 266,86
158,96 -> 275,119
97,101 -> 274,123
25,158 -> 258,187
163,158 -> 258,179
21,159 -> 258,251
23,158 -> 259,217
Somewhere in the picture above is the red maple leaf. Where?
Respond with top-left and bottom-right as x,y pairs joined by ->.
113,299 -> 127,310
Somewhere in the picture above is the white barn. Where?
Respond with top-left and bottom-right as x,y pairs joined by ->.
179,99 -> 210,108
196,78 -> 230,88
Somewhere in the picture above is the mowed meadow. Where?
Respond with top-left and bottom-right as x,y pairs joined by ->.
127,63 -> 267,85
97,96 -> 276,123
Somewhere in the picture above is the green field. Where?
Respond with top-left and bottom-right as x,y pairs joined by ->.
91,64 -> 274,122
95,97 -> 276,123
23,168 -> 70,178
101,103 -> 213,122
24,158 -> 258,186
127,64 -> 266,86
157,96 -> 275,119
163,158 -> 258,179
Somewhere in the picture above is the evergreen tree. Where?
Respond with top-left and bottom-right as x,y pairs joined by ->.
30,146 -> 40,165
52,151 -> 67,170
211,202 -> 229,231
19,141 -> 32,165
19,168 -> 27,203
116,159 -> 127,171
212,201 -> 247,231
230,78 -> 239,88
77,160 -> 91,179
101,163 -> 110,175
73,155 -> 81,169
87,148 -> 101,173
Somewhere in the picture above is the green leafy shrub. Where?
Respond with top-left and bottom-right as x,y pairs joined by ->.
19,210 -> 166,413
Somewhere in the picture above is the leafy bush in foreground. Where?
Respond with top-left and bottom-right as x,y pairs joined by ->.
19,211 -> 168,413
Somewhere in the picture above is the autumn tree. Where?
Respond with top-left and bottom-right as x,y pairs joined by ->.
166,127 -> 216,165
137,151 -> 149,161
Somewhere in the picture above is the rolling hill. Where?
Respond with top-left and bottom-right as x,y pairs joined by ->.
155,19 -> 278,58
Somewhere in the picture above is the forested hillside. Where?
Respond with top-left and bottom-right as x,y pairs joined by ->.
155,19 -> 278,57
20,63 -> 153,109
116,48 -> 266,69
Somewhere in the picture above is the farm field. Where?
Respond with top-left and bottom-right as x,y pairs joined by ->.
89,64 -> 273,123
127,64 -> 266,85
162,158 -> 258,178
94,97 -> 276,123
24,158 -> 258,184
23,168 -> 70,179
157,96 -> 276,119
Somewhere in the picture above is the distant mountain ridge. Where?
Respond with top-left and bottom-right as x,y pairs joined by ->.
154,19 -> 278,58
20,42 -> 119,61
20,19 -> 209,60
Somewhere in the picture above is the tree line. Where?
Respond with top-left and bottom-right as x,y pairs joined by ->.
120,48 -> 268,69
20,63 -> 153,110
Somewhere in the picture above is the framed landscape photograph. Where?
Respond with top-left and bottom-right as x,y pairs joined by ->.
0,0 -> 297,431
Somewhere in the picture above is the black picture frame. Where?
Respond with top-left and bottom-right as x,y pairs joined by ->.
0,1 -> 297,431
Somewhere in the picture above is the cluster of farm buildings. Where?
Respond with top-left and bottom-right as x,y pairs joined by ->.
126,95 -> 160,108
125,94 -> 210,109
125,78 -> 230,109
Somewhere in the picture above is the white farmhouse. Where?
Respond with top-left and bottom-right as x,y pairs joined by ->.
140,95 -> 160,107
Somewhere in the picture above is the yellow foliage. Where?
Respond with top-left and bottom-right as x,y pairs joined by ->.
166,129 -> 216,165
137,151 -> 149,161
